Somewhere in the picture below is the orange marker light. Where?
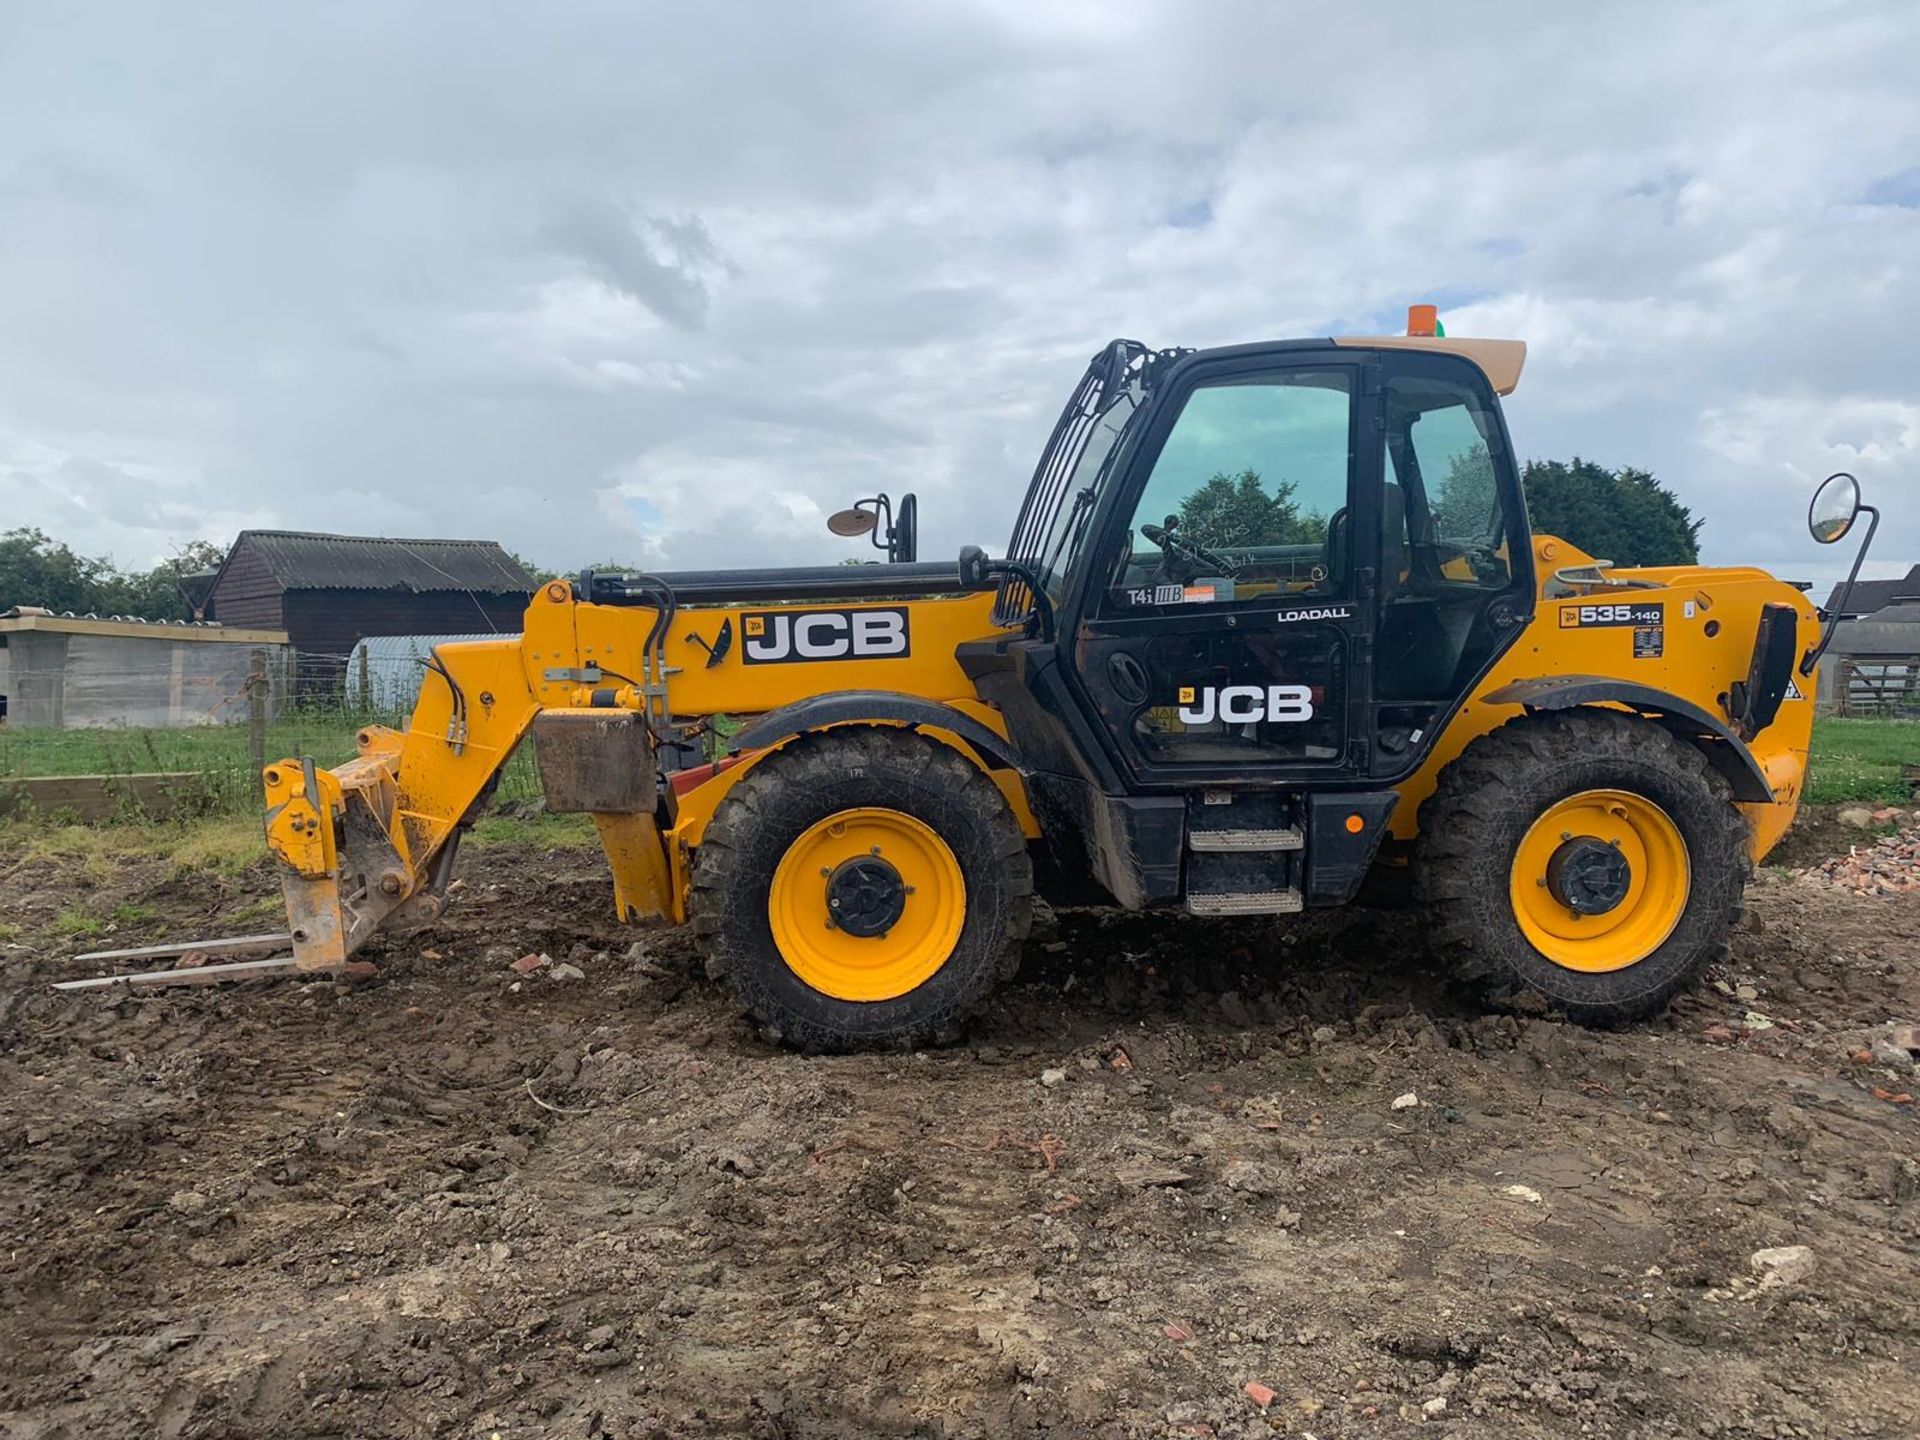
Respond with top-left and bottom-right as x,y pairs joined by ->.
1406,304 -> 1439,337
1345,814 -> 1365,834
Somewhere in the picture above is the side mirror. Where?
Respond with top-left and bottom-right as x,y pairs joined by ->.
957,544 -> 988,589
827,508 -> 878,538
1808,472 -> 1860,544
1800,472 -> 1880,677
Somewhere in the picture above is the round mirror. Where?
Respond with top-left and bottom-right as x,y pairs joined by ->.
1808,472 -> 1860,545
827,507 -> 877,538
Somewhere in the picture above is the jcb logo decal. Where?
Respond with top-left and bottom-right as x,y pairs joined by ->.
1176,684 -> 1314,725
740,608 -> 910,664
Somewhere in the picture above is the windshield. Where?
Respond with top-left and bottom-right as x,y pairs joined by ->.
994,338 -> 1156,626
1033,390 -> 1139,596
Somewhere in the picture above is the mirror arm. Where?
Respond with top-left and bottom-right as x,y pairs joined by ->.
1801,503 -> 1879,677
957,545 -> 1055,641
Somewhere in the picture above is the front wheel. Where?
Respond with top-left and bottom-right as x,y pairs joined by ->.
1414,709 -> 1750,1025
689,727 -> 1032,1052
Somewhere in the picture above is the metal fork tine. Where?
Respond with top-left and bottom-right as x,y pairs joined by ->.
52,955 -> 302,991
71,933 -> 294,965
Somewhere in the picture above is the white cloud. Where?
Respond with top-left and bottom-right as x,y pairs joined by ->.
0,0 -> 1915,591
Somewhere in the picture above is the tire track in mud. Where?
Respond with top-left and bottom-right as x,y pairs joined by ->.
1,842 -> 1917,1436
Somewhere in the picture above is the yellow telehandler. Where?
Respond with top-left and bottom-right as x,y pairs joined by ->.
68,309 -> 1881,1051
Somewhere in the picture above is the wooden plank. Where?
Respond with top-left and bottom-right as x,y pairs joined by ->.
0,615 -> 289,644
0,771 -> 231,823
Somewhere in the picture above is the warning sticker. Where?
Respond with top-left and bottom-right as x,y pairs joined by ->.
1633,626 -> 1664,659
1560,602 -> 1664,629
1785,677 -> 1805,701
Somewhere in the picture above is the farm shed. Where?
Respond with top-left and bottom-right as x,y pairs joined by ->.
0,610 -> 290,729
1815,600 -> 1920,716
205,531 -> 533,690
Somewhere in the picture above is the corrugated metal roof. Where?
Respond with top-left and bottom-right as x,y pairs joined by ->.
0,609 -> 288,644
1823,563 -> 1920,619
227,530 -> 535,595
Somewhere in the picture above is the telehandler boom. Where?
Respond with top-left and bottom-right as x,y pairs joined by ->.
69,311 -> 1879,1052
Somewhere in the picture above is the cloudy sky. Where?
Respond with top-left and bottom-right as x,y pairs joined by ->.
2,1 -> 1916,587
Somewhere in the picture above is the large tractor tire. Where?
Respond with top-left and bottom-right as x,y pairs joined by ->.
1414,708 -> 1750,1025
690,727 -> 1033,1053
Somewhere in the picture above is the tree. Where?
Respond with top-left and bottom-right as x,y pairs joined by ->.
0,528 -> 229,620
0,528 -> 99,613
1522,457 -> 1701,566
507,550 -> 564,584
1176,469 -> 1327,550
1430,442 -> 1499,540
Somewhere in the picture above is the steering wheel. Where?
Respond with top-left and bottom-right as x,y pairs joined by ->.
1139,520 -> 1234,581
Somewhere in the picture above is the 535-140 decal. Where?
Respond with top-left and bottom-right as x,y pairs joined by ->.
1559,602 -> 1663,629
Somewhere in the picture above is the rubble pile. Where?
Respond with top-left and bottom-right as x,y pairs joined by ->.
1804,811 -> 1920,896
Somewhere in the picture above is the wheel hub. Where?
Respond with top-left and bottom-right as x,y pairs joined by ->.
1545,835 -> 1632,915
825,855 -> 907,938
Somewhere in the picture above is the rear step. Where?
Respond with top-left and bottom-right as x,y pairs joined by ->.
1186,827 -> 1303,852
1187,889 -> 1303,916
1184,792 -> 1304,916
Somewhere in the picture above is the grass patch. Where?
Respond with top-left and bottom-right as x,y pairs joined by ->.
0,719 -> 543,817
1805,717 -> 1920,805
50,908 -> 107,940
0,718 -> 362,778
467,812 -> 599,850
169,815 -> 270,874
0,813 -> 266,873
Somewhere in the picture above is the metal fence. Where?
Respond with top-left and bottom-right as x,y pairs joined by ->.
0,642 -> 542,821
1832,656 -> 1920,718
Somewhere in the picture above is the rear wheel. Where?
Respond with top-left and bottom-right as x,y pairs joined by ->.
690,728 -> 1032,1052
1414,709 -> 1750,1024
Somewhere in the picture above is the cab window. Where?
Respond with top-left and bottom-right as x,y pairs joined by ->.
1383,374 -> 1514,593
1106,370 -> 1353,609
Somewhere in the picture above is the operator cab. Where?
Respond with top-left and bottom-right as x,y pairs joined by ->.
961,312 -> 1536,912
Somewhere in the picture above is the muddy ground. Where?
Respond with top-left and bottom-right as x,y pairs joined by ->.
1,811 -> 1917,1440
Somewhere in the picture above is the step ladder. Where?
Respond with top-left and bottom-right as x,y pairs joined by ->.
1183,790 -> 1304,916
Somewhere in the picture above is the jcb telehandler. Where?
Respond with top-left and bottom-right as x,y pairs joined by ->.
70,309 -> 1882,1052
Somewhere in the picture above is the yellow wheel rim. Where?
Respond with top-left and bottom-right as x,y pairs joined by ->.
1508,789 -> 1690,974
768,807 -> 966,1002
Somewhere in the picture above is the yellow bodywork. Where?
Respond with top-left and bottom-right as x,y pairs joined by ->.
1390,535 -> 1818,861
261,534 -> 1816,972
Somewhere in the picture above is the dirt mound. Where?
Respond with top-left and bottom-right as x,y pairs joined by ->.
1,821 -> 1917,1438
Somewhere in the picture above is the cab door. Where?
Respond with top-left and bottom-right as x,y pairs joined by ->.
1071,351 -> 1381,787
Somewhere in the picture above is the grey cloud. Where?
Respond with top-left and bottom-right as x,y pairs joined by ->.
536,198 -> 725,330
0,0 -> 1916,589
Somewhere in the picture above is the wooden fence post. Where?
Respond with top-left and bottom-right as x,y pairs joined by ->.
249,648 -> 269,798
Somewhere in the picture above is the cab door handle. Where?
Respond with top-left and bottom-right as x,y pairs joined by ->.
1107,652 -> 1149,704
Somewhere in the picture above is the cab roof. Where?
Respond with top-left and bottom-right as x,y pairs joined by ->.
1331,335 -> 1527,395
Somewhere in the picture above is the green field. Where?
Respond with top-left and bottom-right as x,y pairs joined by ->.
0,712 -> 543,814
1,713 -> 1913,813
1803,717 -> 1920,805
0,716 -> 370,778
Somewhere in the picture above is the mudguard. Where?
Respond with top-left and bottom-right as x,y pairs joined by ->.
724,690 -> 1022,771
1481,675 -> 1774,803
